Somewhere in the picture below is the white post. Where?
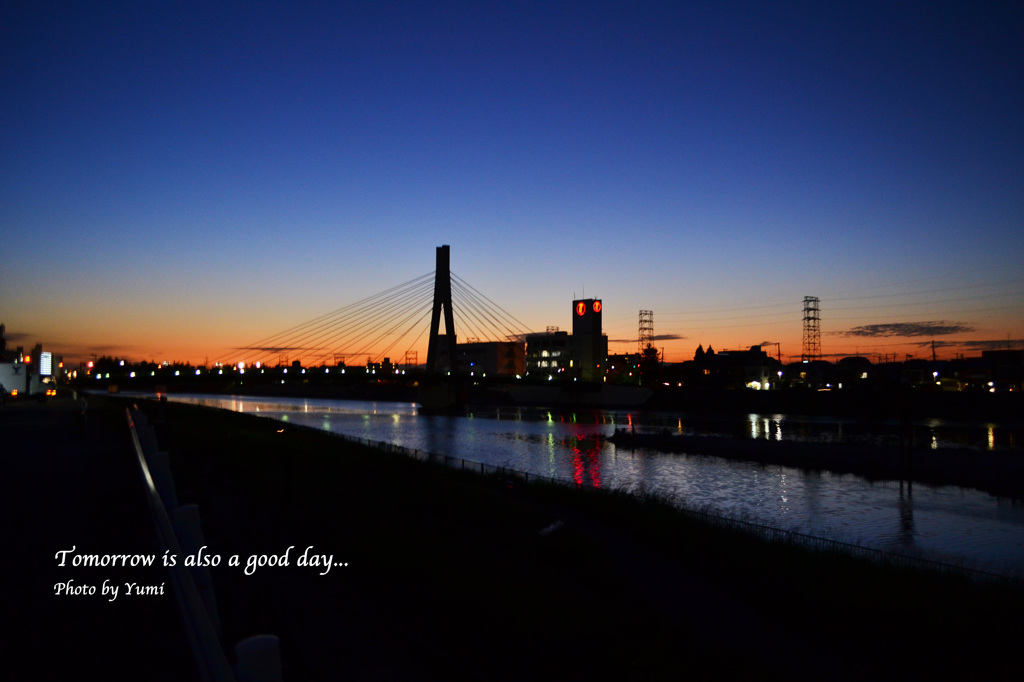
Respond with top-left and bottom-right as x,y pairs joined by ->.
235,635 -> 283,682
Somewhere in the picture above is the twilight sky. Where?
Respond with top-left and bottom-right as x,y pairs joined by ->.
2,1 -> 1022,366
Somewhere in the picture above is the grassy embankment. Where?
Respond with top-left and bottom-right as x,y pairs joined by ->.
123,397 -> 1023,681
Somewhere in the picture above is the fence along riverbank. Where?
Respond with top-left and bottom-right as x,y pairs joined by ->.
328,429 -> 1021,586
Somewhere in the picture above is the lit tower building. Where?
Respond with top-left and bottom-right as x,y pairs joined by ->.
572,298 -> 608,382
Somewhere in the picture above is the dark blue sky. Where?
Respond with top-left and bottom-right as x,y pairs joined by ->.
3,1 -> 1021,363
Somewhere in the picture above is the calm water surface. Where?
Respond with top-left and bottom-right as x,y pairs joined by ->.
166,394 -> 1024,577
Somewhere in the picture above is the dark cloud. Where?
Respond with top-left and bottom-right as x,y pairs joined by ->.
2,330 -> 33,343
925,338 -> 1024,352
234,346 -> 310,353
841,321 -> 975,338
29,343 -> 139,365
912,339 -> 962,349
89,345 -> 133,353
609,334 -> 685,344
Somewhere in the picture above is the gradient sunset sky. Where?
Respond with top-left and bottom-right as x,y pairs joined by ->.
3,1 -> 1021,366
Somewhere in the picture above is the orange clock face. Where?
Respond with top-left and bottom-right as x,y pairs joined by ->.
592,301 -> 602,313
576,302 -> 586,316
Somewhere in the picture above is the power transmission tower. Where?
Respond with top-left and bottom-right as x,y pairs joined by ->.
638,310 -> 654,355
801,296 -> 821,362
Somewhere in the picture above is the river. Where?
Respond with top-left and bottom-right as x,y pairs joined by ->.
162,393 -> 1024,578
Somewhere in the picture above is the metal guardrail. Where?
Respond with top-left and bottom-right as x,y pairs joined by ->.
338,433 -> 1022,586
127,408 -> 283,682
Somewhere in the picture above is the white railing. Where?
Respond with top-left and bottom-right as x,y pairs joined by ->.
127,408 -> 283,682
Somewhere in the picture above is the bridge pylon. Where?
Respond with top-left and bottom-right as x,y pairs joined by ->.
426,245 -> 458,375
420,245 -> 465,412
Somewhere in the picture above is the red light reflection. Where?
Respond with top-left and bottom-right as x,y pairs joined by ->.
565,433 -> 603,488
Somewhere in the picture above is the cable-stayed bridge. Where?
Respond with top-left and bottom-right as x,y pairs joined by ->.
223,246 -> 532,370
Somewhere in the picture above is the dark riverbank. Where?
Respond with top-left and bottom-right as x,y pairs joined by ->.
643,385 -> 1024,421
609,429 -> 1024,500
120,397 -> 1021,680
3,397 -> 195,680
82,374 -> 1024,420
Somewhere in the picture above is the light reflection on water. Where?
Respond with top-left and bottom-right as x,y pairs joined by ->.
167,394 -> 1024,577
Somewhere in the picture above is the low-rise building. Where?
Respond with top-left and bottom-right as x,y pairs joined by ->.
524,330 -> 571,376
434,336 -> 526,376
